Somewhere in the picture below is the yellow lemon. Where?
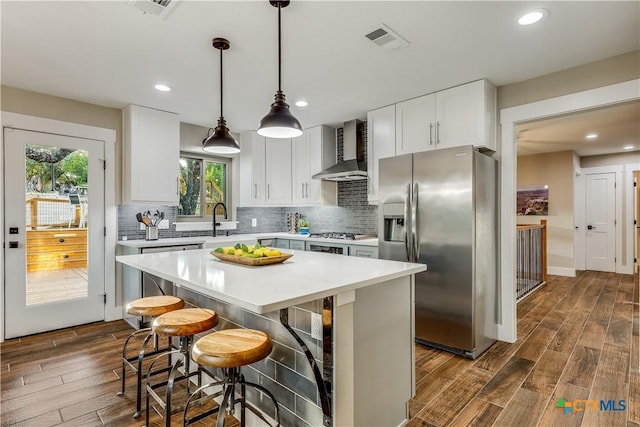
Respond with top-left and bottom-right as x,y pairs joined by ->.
225,248 -> 236,255
234,249 -> 243,256
268,249 -> 281,257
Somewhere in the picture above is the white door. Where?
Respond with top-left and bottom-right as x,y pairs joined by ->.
585,172 -> 616,272
4,128 -> 105,338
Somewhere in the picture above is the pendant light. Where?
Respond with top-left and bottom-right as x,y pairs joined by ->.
257,0 -> 303,139
203,37 -> 241,154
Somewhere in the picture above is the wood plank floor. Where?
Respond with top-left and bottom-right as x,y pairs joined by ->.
1,271 -> 636,426
408,271 -> 639,427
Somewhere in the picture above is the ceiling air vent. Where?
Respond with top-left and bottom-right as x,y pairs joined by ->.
365,24 -> 409,51
129,0 -> 178,19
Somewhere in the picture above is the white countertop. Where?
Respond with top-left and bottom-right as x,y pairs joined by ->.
117,232 -> 379,249
116,248 -> 424,313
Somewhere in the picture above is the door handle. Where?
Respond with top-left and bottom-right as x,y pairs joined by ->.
404,183 -> 411,262
587,225 -> 595,230
412,183 -> 419,262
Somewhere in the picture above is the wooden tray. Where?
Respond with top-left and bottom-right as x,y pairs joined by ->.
210,251 -> 293,266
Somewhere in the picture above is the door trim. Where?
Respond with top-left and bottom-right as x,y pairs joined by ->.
575,164 -> 640,275
499,78 -> 640,343
1,112 -> 117,342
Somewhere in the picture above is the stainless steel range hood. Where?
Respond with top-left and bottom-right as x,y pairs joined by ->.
312,119 -> 368,181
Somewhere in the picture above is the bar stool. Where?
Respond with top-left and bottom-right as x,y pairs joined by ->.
183,329 -> 280,427
145,307 -> 218,427
117,295 -> 185,418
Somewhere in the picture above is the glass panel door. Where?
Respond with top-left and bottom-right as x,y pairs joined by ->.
4,129 -> 105,338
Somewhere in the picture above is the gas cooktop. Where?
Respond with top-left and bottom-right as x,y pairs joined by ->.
308,232 -> 377,240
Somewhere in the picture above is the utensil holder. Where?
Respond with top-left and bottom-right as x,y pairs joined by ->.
145,226 -> 158,241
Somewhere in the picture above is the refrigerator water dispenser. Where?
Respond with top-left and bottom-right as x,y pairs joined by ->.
382,202 -> 405,242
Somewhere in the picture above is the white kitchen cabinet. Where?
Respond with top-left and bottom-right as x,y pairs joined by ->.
239,132 -> 266,205
274,239 -> 290,249
395,79 -> 496,155
349,245 -> 378,259
292,125 -> 337,205
122,105 -> 180,205
265,137 -> 292,205
289,240 -> 305,251
367,105 -> 396,204
395,93 -> 435,155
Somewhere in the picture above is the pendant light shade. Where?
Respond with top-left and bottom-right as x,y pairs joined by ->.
257,0 -> 303,139
203,37 -> 240,154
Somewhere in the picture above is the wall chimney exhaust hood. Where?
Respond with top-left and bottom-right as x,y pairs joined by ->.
312,119 -> 367,181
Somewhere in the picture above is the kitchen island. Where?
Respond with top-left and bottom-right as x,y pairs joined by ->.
117,248 -> 425,427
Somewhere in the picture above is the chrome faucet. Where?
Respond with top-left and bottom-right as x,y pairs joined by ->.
212,202 -> 228,237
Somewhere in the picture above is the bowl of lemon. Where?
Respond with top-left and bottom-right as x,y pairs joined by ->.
210,242 -> 293,266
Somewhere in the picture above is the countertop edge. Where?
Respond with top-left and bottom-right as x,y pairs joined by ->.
116,251 -> 424,314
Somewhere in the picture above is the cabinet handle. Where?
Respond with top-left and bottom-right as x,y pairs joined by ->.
436,121 -> 440,145
305,182 -> 309,198
254,183 -> 257,198
429,123 -> 434,145
302,182 -> 305,198
63,254 -> 69,259
176,177 -> 180,196
267,184 -> 270,199
59,238 -> 65,243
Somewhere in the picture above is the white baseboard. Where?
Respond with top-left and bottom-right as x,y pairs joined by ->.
547,267 -> 576,277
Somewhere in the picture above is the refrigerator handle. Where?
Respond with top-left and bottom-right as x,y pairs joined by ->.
404,183 -> 411,262
412,182 -> 420,262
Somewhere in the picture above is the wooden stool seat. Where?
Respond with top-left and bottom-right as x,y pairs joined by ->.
152,308 -> 218,337
126,295 -> 184,317
192,329 -> 272,369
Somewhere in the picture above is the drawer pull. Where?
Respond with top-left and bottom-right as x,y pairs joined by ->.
63,254 -> 69,259
59,238 -> 65,243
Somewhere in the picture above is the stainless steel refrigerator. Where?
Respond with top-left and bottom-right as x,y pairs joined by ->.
378,145 -> 497,359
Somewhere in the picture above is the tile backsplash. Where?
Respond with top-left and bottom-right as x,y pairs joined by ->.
118,121 -> 378,239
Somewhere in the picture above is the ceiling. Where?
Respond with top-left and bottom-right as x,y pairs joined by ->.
2,1 -> 639,155
517,100 -> 640,157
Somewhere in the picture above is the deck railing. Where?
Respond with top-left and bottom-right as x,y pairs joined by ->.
26,197 -> 83,230
516,219 -> 547,301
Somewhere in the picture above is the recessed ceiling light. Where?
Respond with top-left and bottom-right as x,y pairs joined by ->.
154,83 -> 172,92
585,133 -> 599,140
518,9 -> 548,26
623,145 -> 635,150
295,100 -> 309,107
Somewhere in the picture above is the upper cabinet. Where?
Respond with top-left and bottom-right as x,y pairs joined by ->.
239,132 -> 266,205
264,137 -> 292,205
122,105 -> 180,205
395,79 -> 496,155
292,125 -> 337,205
367,105 -> 396,205
239,133 -> 292,206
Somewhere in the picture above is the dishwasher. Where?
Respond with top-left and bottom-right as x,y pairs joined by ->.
124,244 -> 201,329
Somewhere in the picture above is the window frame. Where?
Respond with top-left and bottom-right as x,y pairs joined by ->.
177,152 -> 231,221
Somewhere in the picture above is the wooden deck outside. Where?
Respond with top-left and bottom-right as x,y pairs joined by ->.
26,268 -> 88,306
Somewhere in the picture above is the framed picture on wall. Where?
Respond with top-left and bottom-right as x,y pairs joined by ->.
517,185 -> 549,215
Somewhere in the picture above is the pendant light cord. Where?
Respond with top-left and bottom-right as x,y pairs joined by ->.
219,44 -> 224,118
278,3 -> 282,93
